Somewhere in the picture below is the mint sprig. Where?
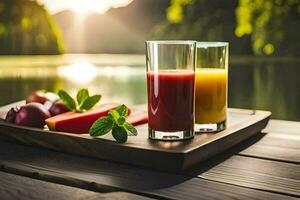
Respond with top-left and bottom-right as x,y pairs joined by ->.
58,89 -> 101,112
89,104 -> 138,143
77,89 -> 89,105
58,90 -> 76,110
79,95 -> 101,111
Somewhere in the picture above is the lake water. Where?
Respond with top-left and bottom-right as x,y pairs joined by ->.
0,54 -> 299,121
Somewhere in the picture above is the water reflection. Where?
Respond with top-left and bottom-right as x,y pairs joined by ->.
58,62 -> 97,85
228,61 -> 300,121
0,55 -> 299,121
0,56 -> 147,107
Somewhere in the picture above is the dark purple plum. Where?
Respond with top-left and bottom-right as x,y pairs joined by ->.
49,100 -> 70,116
5,107 -> 19,123
14,103 -> 51,128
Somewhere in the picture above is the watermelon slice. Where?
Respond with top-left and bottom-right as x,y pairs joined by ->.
46,103 -> 119,134
46,103 -> 148,134
127,110 -> 148,126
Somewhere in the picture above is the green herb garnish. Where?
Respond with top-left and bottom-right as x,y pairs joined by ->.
58,89 -> 101,112
89,104 -> 138,143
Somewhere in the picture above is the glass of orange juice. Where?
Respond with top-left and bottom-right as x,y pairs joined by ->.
195,42 -> 228,132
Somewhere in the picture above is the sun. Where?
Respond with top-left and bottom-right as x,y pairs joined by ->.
70,0 -> 108,15
38,0 -> 133,15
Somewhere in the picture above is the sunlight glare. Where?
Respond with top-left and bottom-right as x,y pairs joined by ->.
71,0 -> 106,15
38,0 -> 133,15
58,62 -> 97,85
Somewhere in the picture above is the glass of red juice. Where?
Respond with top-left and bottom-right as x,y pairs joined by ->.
145,41 -> 196,140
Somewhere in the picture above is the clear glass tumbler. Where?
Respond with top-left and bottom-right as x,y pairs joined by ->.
195,42 -> 229,132
145,41 -> 196,140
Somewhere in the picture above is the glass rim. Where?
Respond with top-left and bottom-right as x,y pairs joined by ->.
145,40 -> 196,45
196,41 -> 229,48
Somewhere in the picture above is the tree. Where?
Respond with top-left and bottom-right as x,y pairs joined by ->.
235,0 -> 300,56
153,0 -> 300,56
152,0 -> 253,55
0,0 -> 64,54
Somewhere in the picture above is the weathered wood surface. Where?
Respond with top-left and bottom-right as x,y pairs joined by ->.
237,120 -> 300,163
0,171 -> 152,200
0,101 -> 271,171
0,162 -> 297,200
0,132 -> 299,200
187,155 -> 300,197
264,120 -> 300,134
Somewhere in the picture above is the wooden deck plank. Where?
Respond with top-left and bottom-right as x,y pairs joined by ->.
247,132 -> 300,150
186,155 -> 300,197
239,145 -> 300,164
0,171 -> 151,200
263,120 -> 300,134
234,120 -> 300,163
0,141 -> 298,200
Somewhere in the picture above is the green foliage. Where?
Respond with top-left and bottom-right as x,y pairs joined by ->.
152,0 -> 253,55
153,0 -> 300,56
167,0 -> 193,23
0,0 -> 64,54
235,0 -> 300,56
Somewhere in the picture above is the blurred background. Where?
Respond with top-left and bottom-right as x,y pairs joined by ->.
0,0 -> 299,120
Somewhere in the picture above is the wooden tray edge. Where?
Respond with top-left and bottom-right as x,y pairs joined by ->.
182,110 -> 271,170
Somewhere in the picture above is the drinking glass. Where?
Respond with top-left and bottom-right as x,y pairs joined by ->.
195,42 -> 229,132
145,41 -> 196,140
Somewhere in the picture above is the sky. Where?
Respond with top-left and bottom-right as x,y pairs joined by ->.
37,0 -> 133,15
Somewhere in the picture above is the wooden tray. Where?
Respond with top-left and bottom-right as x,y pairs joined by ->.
0,101 -> 271,171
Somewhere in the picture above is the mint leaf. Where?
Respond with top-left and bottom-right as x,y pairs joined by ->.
89,116 -> 114,137
77,89 -> 89,105
115,104 -> 128,117
124,122 -> 138,136
80,95 -> 101,111
117,116 -> 126,126
58,89 -> 102,113
112,126 -> 128,143
108,110 -> 120,121
89,104 -> 138,143
58,90 -> 76,110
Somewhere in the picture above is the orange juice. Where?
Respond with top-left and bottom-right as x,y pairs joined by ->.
195,68 -> 227,124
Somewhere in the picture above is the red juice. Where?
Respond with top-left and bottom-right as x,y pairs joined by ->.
147,70 -> 195,132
